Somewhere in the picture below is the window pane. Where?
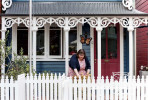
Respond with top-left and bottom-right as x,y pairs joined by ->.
37,30 -> 44,55
17,30 -> 28,55
69,30 -> 77,55
49,30 -> 61,55
101,28 -> 106,59
108,26 -> 117,59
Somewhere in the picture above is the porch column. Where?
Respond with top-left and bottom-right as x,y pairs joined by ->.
128,17 -> 134,76
96,17 -> 103,78
32,18 -> 38,72
1,17 -> 7,74
32,29 -> 37,72
64,17 -> 70,76
1,30 -> 6,74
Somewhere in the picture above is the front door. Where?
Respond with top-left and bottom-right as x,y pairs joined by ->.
94,24 -> 120,78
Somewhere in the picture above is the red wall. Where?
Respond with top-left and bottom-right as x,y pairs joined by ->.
136,0 -> 148,75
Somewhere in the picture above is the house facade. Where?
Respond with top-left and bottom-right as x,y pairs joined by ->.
1,0 -> 148,78
136,0 -> 148,76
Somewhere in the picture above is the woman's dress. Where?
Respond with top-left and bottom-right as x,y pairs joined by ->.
68,59 -> 87,77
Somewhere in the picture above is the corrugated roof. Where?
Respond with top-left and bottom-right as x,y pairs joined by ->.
4,2 -> 147,16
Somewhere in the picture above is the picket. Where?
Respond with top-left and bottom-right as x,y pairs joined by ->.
137,76 -> 140,100
38,74 -> 42,100
146,76 -> 148,100
141,76 -> 145,100
46,73 -> 50,100
1,73 -> 148,100
10,76 -> 14,100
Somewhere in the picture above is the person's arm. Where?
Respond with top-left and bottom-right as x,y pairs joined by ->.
86,69 -> 90,75
74,69 -> 80,77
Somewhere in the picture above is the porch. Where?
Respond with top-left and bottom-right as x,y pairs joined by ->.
1,16 -> 148,77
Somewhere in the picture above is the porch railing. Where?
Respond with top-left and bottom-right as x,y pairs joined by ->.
0,73 -> 148,100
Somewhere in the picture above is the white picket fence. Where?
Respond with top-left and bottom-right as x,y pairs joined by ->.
1,73 -> 148,100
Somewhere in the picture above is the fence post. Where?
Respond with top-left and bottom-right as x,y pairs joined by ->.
63,77 -> 69,100
16,74 -> 26,100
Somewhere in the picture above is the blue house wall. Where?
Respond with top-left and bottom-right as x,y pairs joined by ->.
36,61 -> 65,74
13,0 -> 122,2
82,23 -> 91,61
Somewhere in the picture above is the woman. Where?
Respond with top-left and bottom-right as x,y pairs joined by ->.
68,49 -> 91,77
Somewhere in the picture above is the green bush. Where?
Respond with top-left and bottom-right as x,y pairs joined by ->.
0,30 -> 30,80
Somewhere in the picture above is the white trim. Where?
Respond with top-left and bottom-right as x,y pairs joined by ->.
96,18 -> 103,78
12,24 -> 17,60
129,30 -> 134,76
27,58 -> 71,61
128,17 -> 134,76
64,17 -> 70,76
2,0 -> 12,11
90,27 -> 94,77
77,23 -> 82,50
1,19 -> 6,74
44,24 -> 49,58
134,29 -> 137,76
33,30 -> 37,71
28,27 -> 31,57
120,25 -> 124,74
122,0 -> 133,10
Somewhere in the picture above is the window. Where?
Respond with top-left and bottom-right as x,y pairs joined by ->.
49,24 -> 62,57
13,23 -> 81,60
37,27 -> 44,55
69,27 -> 77,55
17,26 -> 28,55
101,26 -> 117,59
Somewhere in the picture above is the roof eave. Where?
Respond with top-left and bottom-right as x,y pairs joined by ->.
2,14 -> 148,16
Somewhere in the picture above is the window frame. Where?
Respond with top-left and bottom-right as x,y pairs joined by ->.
12,23 -> 82,61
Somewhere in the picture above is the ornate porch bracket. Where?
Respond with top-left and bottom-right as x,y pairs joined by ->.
2,0 -> 12,11
3,17 -> 148,30
122,0 -> 133,10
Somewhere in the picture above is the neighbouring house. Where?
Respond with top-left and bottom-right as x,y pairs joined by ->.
136,0 -> 148,76
1,0 -> 148,78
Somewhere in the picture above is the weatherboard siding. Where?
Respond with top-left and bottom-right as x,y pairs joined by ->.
36,61 -> 65,74
82,23 -> 91,62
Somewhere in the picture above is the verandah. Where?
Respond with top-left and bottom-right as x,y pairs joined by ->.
1,16 -> 148,77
